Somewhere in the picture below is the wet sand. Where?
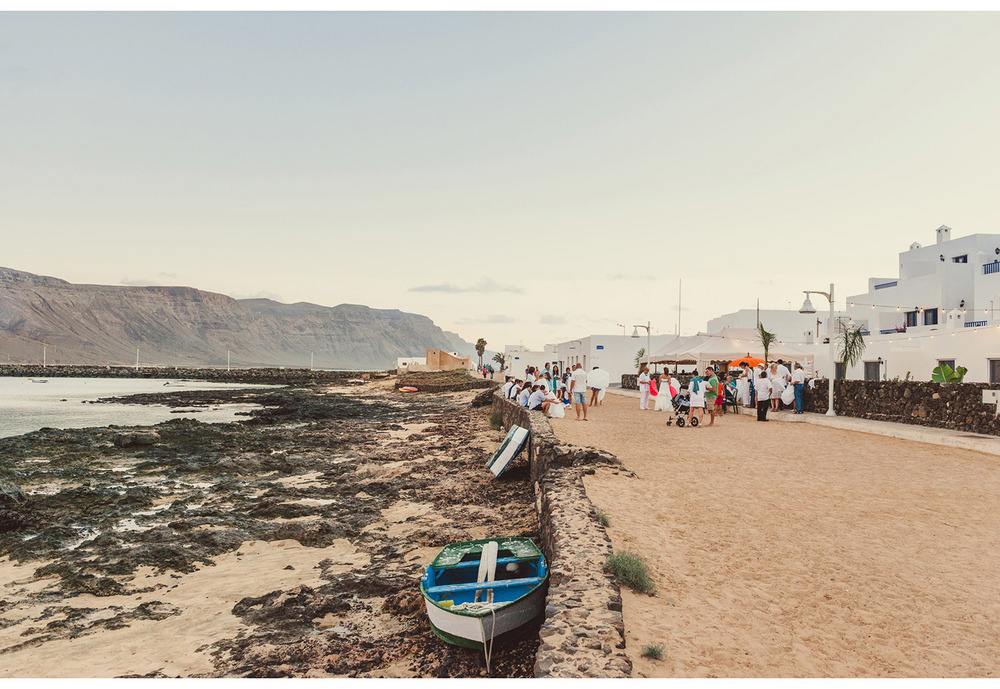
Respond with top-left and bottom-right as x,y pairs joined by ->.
550,392 -> 1000,677
0,379 -> 538,677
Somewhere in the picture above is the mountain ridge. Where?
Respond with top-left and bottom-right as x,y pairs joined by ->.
0,267 -> 475,370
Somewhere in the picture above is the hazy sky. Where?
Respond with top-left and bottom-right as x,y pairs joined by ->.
4,12 -> 1000,349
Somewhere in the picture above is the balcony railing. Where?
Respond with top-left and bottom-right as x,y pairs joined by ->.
984,261 -> 1000,275
965,320 -> 988,328
874,280 -> 898,290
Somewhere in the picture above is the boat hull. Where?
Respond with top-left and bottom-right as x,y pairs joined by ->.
422,581 -> 548,650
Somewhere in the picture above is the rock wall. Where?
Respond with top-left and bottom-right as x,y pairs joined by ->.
492,392 -> 632,678
803,379 -> 1000,435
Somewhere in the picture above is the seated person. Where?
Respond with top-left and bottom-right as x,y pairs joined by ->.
527,383 -> 552,414
517,383 -> 532,407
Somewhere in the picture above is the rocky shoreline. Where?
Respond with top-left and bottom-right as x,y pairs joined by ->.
0,378 -> 539,677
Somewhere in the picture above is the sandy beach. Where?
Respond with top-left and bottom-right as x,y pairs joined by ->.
551,392 -> 1000,677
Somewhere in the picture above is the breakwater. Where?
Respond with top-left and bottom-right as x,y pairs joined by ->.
0,365 -> 391,386
490,390 -> 632,678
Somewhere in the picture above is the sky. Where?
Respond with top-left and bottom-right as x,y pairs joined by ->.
3,11 -> 1000,350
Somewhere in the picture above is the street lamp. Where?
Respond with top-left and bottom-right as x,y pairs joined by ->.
631,321 -> 651,372
799,283 -> 836,416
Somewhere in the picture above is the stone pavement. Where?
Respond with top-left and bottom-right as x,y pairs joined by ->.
604,385 -> 1000,458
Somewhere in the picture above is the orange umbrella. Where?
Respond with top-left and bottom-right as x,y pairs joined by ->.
729,354 -> 765,368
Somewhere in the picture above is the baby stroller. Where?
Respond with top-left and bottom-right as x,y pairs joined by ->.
665,391 -> 697,428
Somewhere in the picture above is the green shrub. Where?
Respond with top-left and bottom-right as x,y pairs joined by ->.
641,643 -> 664,660
604,550 -> 656,595
489,410 -> 503,431
595,508 -> 610,528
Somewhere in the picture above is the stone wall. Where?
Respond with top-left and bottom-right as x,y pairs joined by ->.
803,379 -> 1000,436
492,392 -> 632,678
0,364 -> 389,386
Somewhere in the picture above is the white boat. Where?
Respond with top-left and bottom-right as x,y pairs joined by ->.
486,426 -> 529,477
420,537 -> 548,650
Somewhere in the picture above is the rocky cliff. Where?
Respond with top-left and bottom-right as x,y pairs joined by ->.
0,267 -> 475,370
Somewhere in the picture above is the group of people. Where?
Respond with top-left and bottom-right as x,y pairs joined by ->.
732,358 -> 807,421
500,362 -> 607,421
500,358 -> 809,426
637,365 -> 727,427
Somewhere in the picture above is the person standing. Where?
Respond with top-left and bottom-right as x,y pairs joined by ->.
756,370 -> 772,421
791,362 -> 806,414
570,363 -> 589,421
703,366 -> 720,426
688,372 -> 705,427
638,366 -> 651,410
769,363 -> 785,412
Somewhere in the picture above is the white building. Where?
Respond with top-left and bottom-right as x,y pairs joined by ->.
503,344 -> 558,378
552,334 -> 676,383
817,226 -> 1000,383
706,308 -> 848,345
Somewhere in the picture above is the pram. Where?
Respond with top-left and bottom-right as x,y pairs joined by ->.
665,391 -> 697,428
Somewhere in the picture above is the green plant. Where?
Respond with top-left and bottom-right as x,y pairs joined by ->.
605,550 -> 656,595
488,410 -> 503,431
757,322 -> 776,364
634,348 -> 646,372
905,371 -> 912,382
932,364 -> 967,383
837,324 -> 867,373
491,351 -> 506,370
595,508 -> 610,528
475,338 -> 487,369
641,643 -> 664,660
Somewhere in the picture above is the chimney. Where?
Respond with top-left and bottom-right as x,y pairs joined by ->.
936,225 -> 952,244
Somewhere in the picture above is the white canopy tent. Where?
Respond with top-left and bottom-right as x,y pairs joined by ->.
649,327 -> 815,372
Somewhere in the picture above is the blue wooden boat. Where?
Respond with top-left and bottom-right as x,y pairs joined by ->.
486,425 -> 529,477
420,537 -> 548,649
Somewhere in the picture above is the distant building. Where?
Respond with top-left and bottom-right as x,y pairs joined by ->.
706,308 -> 848,345
396,350 -> 471,373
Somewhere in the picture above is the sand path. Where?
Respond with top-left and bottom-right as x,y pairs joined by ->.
550,393 -> 1000,677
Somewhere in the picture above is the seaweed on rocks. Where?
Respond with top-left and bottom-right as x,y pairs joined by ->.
1,380 -> 540,677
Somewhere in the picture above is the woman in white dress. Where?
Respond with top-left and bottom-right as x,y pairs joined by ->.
735,363 -> 751,407
769,363 -> 785,412
654,372 -> 675,411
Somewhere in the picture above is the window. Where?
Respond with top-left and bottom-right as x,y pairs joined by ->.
938,359 -> 956,370
924,308 -> 939,326
991,360 -> 1000,384
835,362 -> 846,380
864,361 -> 880,381
953,255 -> 968,263
905,311 -> 918,327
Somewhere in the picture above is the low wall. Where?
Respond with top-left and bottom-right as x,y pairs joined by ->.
804,379 -> 1000,435
0,364 -> 389,386
492,392 -> 632,678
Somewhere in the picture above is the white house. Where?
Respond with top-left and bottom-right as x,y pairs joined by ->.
815,226 -> 1000,383
706,308 -> 848,345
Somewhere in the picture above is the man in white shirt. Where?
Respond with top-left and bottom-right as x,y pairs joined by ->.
501,376 -> 514,399
756,371 -> 772,422
637,366 -> 651,410
517,384 -> 532,407
791,362 -> 806,414
569,364 -> 588,421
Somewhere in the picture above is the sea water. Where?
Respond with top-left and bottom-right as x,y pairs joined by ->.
0,377 -> 273,439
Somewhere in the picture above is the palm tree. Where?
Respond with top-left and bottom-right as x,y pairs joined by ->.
757,322 -> 776,364
475,338 -> 487,369
837,324 -> 866,375
492,351 -> 506,371
634,348 -> 646,371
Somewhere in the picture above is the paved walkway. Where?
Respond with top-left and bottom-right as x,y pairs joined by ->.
605,385 -> 1000,458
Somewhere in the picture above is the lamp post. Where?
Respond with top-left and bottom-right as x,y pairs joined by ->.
631,321 -> 651,372
799,283 -> 836,416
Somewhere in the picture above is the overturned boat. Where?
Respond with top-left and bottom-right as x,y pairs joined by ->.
420,537 -> 548,650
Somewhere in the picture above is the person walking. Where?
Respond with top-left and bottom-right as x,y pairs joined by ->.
756,370 -> 772,421
638,366 -> 651,410
703,366 -> 720,426
791,362 -> 806,414
569,363 -> 588,421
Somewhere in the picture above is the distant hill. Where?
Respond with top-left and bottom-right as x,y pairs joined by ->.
0,267 -> 476,370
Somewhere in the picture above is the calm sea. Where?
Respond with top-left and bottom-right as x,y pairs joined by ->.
0,377 -> 272,439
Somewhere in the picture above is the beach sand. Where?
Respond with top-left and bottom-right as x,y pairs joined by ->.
550,392 -> 1000,677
